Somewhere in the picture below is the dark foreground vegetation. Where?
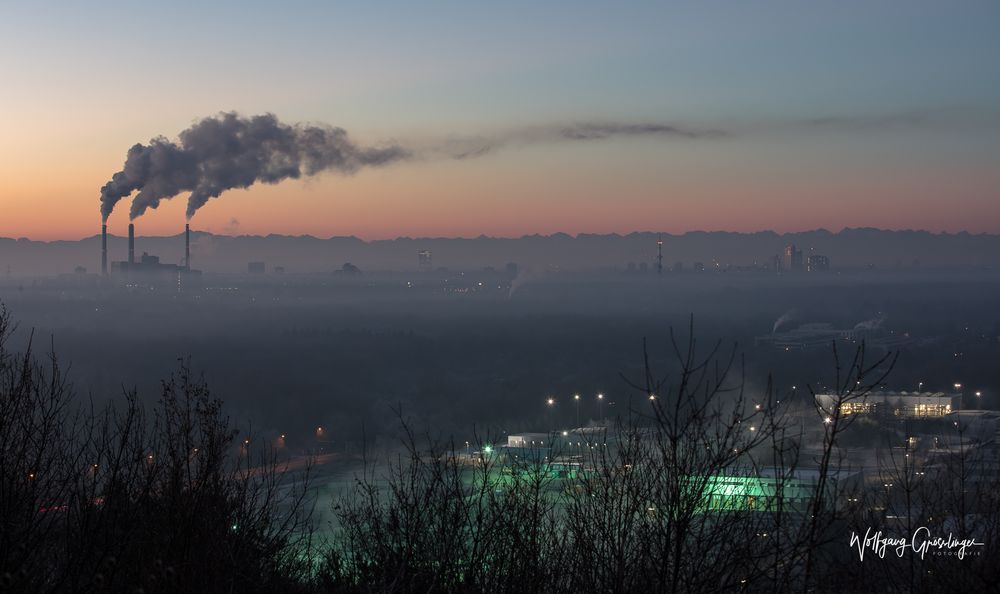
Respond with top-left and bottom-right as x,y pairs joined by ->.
0,305 -> 313,593
1,304 -> 997,593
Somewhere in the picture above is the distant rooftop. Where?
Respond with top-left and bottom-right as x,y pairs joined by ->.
817,390 -> 958,399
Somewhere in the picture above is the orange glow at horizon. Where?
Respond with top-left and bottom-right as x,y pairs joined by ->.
2,136 -> 999,241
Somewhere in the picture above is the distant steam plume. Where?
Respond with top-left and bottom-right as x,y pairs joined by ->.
853,313 -> 886,331
99,113 -> 409,221
771,309 -> 797,334
507,267 -> 538,300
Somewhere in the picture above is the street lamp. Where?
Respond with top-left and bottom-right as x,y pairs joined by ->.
573,394 -> 581,427
597,393 -> 604,420
546,397 -> 555,431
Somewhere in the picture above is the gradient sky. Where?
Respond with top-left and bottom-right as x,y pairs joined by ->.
1,1 -> 998,240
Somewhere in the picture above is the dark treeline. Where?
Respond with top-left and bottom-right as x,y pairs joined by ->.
1,305 -> 998,592
0,305 -> 313,593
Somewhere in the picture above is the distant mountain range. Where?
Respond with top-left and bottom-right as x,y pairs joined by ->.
1,228 -> 998,276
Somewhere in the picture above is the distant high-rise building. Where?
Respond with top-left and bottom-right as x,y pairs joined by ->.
248,261 -> 266,274
806,255 -> 830,272
418,250 -> 432,271
783,244 -> 804,272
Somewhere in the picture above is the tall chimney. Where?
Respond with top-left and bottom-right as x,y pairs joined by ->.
185,223 -> 190,270
128,223 -> 135,265
101,223 -> 108,275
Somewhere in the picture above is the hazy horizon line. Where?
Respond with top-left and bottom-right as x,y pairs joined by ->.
5,226 -> 1000,244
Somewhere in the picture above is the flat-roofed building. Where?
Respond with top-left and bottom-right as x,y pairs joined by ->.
693,467 -> 863,512
507,433 -> 551,447
815,390 -> 960,419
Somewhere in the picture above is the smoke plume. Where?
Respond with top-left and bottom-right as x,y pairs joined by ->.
436,122 -> 721,160
99,113 -> 409,221
100,114 -> 721,221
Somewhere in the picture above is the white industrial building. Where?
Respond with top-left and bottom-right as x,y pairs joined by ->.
815,390 -> 960,419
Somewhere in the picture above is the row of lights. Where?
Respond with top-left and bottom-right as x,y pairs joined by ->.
546,393 -> 658,405
545,393 -> 605,405
234,427 -> 328,450
915,381 -> 984,398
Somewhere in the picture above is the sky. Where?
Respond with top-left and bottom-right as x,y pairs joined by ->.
1,1 -> 998,240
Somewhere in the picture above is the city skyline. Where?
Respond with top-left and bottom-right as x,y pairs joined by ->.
2,1 -> 999,240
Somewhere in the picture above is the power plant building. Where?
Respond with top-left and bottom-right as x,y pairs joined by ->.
103,223 -> 201,290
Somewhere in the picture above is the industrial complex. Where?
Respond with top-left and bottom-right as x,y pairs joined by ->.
101,222 -> 201,290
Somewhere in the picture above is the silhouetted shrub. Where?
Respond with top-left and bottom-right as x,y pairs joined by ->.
0,305 -> 312,593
